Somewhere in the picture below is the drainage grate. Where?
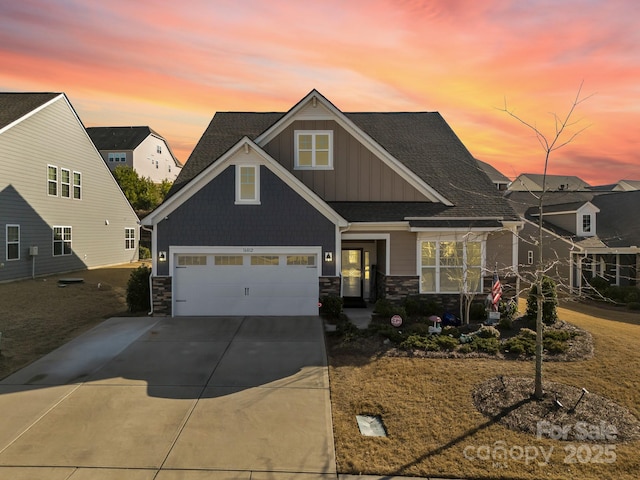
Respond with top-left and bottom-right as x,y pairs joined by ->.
356,415 -> 387,437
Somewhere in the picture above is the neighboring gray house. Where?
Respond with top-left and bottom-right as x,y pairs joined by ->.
0,93 -> 140,282
142,90 -> 521,316
476,159 -> 511,190
506,190 -> 639,292
87,126 -> 182,183
508,173 -> 591,192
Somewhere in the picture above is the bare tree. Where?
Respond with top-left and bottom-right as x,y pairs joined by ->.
500,83 -> 592,399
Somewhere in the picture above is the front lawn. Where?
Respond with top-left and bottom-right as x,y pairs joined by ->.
327,301 -> 640,479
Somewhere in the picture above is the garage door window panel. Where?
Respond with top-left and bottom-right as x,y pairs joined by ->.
251,255 -> 279,265
286,255 -> 316,266
177,255 -> 207,266
214,255 -> 243,265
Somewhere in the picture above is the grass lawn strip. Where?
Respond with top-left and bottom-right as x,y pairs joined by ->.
328,301 -> 640,479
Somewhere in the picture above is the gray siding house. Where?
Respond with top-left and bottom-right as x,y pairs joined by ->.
0,93 -> 140,282
506,190 -> 639,292
142,90 -> 521,316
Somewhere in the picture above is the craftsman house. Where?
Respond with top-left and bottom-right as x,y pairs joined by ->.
0,93 -> 140,282
142,90 -> 521,316
506,190 -> 639,292
87,126 -> 182,183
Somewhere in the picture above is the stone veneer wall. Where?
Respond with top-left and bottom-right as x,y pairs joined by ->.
152,276 -> 172,316
383,275 -> 419,303
319,276 -> 341,297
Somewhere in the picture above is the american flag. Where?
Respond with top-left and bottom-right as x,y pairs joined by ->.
491,268 -> 502,310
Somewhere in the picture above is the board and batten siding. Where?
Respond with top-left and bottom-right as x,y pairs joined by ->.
0,95 -> 139,281
264,120 -> 430,202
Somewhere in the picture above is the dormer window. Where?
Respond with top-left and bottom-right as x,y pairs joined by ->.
294,131 -> 333,169
582,214 -> 591,233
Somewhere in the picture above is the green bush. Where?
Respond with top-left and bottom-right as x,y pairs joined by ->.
499,299 -> 518,320
544,329 -> 576,342
126,264 -> 151,312
477,325 -> 501,339
471,336 -> 500,355
403,296 -> 441,317
587,276 -> 609,295
435,335 -> 460,351
138,245 -> 151,260
543,338 -> 569,354
401,334 -> 437,351
320,295 -> 343,320
442,326 -> 461,338
458,343 -> 475,354
405,323 -> 431,335
497,316 -> 513,330
469,302 -> 487,321
526,276 -> 558,325
370,324 -> 405,343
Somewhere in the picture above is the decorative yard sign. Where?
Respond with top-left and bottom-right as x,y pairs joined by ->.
391,315 -> 403,327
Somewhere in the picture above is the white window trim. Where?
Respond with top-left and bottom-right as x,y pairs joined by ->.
294,130 -> 334,170
108,152 -> 126,162
417,234 -> 486,294
125,228 -> 135,250
73,171 -> 82,200
53,226 -> 72,257
235,164 -> 260,205
6,224 -> 20,261
47,165 -> 58,197
61,168 -> 71,198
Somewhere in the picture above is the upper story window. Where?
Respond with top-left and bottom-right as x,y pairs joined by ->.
108,152 -> 126,162
48,165 -> 58,196
6,225 -> 19,261
582,214 -> 591,233
235,164 -> 260,204
294,131 -> 333,169
73,172 -> 82,200
157,145 -> 162,154
61,169 -> 71,198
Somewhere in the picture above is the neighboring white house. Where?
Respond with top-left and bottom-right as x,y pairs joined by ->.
87,126 -> 182,183
0,92 -> 140,282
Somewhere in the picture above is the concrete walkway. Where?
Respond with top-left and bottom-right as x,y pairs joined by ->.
0,315 -> 336,479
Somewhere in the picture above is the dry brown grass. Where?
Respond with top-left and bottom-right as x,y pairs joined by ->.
0,263 -> 143,379
328,300 -> 640,479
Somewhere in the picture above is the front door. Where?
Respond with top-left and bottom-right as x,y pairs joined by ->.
342,249 -> 364,305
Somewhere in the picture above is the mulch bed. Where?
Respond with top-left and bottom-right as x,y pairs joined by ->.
472,376 -> 640,443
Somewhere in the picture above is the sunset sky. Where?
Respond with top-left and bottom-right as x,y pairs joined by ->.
1,0 -> 638,185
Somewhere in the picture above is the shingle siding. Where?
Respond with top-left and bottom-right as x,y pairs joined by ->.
156,166 -> 336,276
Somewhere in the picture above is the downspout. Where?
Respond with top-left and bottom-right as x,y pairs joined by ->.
140,224 -> 154,316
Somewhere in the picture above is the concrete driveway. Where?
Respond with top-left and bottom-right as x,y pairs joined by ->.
0,315 -> 336,479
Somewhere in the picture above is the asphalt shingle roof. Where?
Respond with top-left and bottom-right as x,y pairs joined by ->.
168,109 -> 519,221
86,126 -> 160,151
0,93 -> 61,130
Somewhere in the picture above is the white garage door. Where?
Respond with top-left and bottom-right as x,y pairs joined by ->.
172,249 -> 320,316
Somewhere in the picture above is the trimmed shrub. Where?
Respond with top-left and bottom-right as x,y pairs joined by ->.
587,276 -> 609,295
435,335 -> 460,351
471,336 -> 500,355
126,264 -> 151,312
405,323 -> 431,335
497,316 -> 513,330
403,296 -> 441,317
401,334 -> 438,351
477,325 -> 501,339
502,336 -> 536,355
544,330 -> 576,342
543,337 -> 569,354
469,302 -> 486,322
320,295 -> 343,320
526,276 -> 558,325
138,245 -> 151,260
499,299 -> 519,320
442,326 -> 461,338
